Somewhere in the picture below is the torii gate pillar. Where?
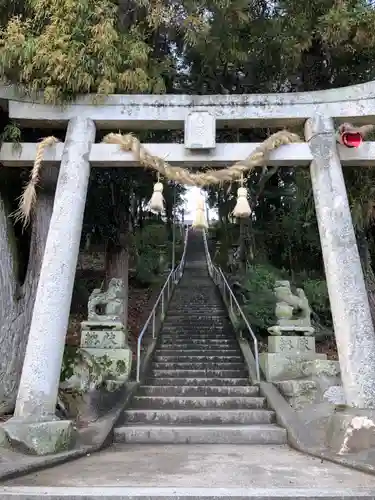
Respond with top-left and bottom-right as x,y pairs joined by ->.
305,115 -> 375,409
0,116 -> 96,455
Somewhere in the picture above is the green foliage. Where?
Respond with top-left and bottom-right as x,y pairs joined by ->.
60,345 -> 79,382
234,263 -> 332,336
133,223 -> 168,285
298,276 -> 332,327
0,0 -> 168,102
235,264 -> 285,334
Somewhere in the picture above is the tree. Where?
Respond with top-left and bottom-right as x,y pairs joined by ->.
0,166 -> 55,414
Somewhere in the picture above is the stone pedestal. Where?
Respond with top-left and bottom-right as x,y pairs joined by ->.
260,335 -> 326,382
305,116 -> 375,409
0,117 -> 95,455
327,408 -> 375,454
80,321 -> 132,385
0,418 -> 75,456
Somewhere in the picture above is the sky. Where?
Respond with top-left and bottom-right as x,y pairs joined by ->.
182,186 -> 217,223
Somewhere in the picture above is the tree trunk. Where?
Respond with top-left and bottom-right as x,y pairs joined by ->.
0,170 -> 55,415
104,186 -> 131,331
357,229 -> 375,327
105,240 -> 129,330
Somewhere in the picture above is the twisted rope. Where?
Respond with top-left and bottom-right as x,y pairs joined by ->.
13,136 -> 59,228
102,130 -> 300,187
14,129 -> 300,226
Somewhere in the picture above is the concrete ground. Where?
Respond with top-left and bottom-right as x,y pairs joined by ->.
4,444 -> 375,489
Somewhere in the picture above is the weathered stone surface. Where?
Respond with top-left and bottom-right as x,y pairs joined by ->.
268,281 -> 314,336
82,348 -> 132,382
4,141 -> 375,168
305,115 -> 375,409
60,348 -> 105,393
184,111 -> 216,149
275,380 -> 318,409
268,335 -> 315,354
259,352 -> 326,381
8,81 -> 375,128
301,359 -> 340,378
327,409 -> 375,454
1,419 -> 75,456
81,329 -> 126,349
87,278 -> 125,322
12,117 -> 96,422
323,385 -> 346,405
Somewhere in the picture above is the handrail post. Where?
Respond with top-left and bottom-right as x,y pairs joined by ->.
136,338 -> 141,382
135,226 -> 189,384
201,229 -> 261,384
152,309 -> 156,339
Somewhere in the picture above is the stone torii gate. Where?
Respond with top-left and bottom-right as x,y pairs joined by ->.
1,82 -> 375,453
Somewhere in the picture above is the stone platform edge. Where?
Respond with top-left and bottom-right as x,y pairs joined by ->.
0,273 -> 170,483
1,486 -> 375,499
259,381 -> 375,476
0,381 -> 139,482
214,266 -> 375,477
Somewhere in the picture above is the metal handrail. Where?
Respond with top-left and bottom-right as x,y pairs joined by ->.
202,229 -> 260,382
136,226 -> 189,382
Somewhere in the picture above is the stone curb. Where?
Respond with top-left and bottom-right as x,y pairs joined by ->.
259,381 -> 375,476
216,272 -> 375,477
0,382 -> 139,483
0,274 -> 173,483
2,486 -> 375,499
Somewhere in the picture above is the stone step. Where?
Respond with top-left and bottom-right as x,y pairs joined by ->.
10,487 -> 375,499
160,332 -> 235,338
161,325 -> 231,330
158,347 -> 239,353
161,327 -> 232,334
167,310 -> 226,316
137,385 -> 259,397
147,377 -> 249,386
150,369 -> 248,378
114,423 -> 286,445
154,355 -> 243,362
163,317 -> 229,323
159,339 -> 238,345
155,349 -> 242,356
131,395 -> 266,409
152,362 -> 245,370
159,338 -> 237,344
159,339 -> 237,346
157,345 -> 239,352
123,408 -> 275,425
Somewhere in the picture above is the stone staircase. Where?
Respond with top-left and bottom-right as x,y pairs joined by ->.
5,230 -> 375,499
114,229 -> 286,445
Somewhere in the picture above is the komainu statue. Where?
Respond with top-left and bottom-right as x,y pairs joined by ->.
87,278 -> 125,322
268,280 -> 314,336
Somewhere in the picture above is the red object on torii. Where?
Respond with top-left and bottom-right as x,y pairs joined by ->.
337,122 -> 374,148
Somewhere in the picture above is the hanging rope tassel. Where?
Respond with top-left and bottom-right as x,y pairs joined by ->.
233,175 -> 251,218
193,195 -> 208,229
13,136 -> 59,228
148,174 -> 165,214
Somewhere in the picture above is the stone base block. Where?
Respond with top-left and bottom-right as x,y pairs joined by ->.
0,418 -> 75,456
301,359 -> 340,378
81,320 -> 124,330
275,380 -> 318,409
81,329 -> 126,349
268,335 -> 315,354
82,347 -> 132,381
327,409 -> 375,454
259,352 -> 327,381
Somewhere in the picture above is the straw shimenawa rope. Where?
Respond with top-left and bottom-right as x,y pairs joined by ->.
13,136 -> 59,228
102,130 -> 300,186
15,130 -> 300,227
